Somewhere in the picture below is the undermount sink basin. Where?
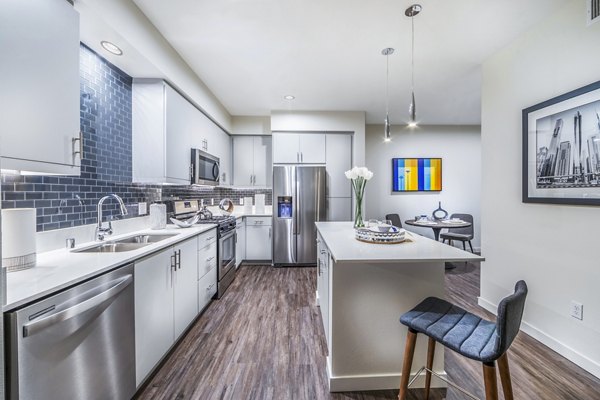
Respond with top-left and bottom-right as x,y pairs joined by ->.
113,234 -> 178,244
75,242 -> 149,253
73,233 -> 178,253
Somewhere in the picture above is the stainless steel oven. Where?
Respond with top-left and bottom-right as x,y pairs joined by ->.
191,148 -> 220,186
217,228 -> 236,298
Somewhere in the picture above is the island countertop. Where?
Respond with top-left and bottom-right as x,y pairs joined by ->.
315,221 -> 484,264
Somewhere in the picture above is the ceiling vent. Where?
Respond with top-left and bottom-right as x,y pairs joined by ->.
588,0 -> 600,25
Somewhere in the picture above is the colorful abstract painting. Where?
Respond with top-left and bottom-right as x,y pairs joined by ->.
392,158 -> 442,192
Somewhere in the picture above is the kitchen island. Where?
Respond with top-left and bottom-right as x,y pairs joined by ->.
315,221 -> 484,392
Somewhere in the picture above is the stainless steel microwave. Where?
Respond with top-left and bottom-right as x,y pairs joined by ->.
191,148 -> 220,186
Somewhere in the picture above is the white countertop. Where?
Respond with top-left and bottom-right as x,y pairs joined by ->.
4,224 -> 217,311
316,221 -> 485,264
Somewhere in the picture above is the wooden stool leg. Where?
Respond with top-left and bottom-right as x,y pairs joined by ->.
424,337 -> 436,400
398,329 -> 418,400
497,353 -> 514,400
483,362 -> 499,400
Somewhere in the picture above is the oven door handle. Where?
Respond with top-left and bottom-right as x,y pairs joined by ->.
220,230 -> 236,242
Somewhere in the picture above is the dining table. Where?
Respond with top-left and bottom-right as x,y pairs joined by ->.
404,218 -> 472,241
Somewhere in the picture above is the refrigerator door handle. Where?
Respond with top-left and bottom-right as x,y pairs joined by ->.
295,170 -> 301,235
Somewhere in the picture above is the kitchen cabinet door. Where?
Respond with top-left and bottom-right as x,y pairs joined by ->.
0,0 -> 80,175
272,133 -> 300,164
134,248 -> 175,386
320,251 -> 331,348
233,136 -> 254,186
326,134 -> 352,197
198,264 -> 217,312
253,136 -> 272,186
245,225 -> 272,260
165,85 -> 195,184
299,133 -> 326,164
327,197 -> 352,221
235,219 -> 246,267
173,238 -> 199,339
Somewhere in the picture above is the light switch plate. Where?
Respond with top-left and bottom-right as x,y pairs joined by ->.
138,202 -> 147,215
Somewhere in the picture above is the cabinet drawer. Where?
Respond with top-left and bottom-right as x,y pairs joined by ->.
198,265 -> 217,312
197,228 -> 217,247
246,216 -> 271,226
198,241 -> 217,279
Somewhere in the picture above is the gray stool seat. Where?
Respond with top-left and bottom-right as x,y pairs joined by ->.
398,281 -> 528,400
400,297 -> 498,362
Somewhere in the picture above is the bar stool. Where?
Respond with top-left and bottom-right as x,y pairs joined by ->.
397,281 -> 528,400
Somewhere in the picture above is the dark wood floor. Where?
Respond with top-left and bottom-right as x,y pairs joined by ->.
137,262 -> 600,400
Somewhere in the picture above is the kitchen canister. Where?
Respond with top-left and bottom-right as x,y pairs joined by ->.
149,203 -> 167,230
2,208 -> 37,272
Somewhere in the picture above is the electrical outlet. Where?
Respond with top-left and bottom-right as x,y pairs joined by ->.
138,202 -> 147,215
570,301 -> 583,320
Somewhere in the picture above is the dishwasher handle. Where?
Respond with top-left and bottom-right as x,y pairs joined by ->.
22,274 -> 133,338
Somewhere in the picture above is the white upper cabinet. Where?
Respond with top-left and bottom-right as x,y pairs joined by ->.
0,0 -> 80,175
272,133 -> 326,164
233,136 -> 272,186
133,79 -> 232,185
325,134 -> 352,197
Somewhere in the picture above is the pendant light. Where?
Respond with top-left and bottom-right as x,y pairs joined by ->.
382,47 -> 394,142
406,4 -> 421,128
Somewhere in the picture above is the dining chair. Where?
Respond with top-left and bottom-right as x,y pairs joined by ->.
385,214 -> 402,229
440,213 -> 474,252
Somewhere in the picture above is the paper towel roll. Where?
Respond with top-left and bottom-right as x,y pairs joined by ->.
2,208 -> 37,272
149,204 -> 167,230
243,197 -> 253,214
255,194 -> 265,214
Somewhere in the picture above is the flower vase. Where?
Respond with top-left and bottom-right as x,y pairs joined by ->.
354,195 -> 364,228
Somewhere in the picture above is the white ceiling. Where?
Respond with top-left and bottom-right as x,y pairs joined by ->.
131,0 -> 569,125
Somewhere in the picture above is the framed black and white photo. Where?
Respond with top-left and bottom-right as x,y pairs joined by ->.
523,80 -> 600,205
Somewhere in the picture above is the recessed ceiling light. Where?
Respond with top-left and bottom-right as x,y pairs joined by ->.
284,95 -> 295,100
101,41 -> 123,56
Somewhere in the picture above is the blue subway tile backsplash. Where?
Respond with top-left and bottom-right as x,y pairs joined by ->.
1,43 -> 271,232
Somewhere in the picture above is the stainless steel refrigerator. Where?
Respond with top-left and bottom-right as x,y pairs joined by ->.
273,166 -> 326,265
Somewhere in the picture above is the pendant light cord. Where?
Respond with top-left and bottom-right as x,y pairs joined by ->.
411,15 -> 415,93
386,53 -> 390,115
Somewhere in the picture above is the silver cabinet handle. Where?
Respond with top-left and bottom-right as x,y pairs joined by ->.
72,130 -> 83,164
171,253 -> 176,271
250,174 -> 253,184
206,236 -> 215,241
206,256 -> 215,262
301,152 -> 303,162
206,283 -> 215,291
297,152 -> 300,162
269,227 -> 271,238
254,220 -> 264,225
176,249 -> 181,270
23,274 -> 133,338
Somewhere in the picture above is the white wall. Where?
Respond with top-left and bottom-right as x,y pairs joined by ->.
77,0 -> 232,132
365,125 -> 481,248
232,116 -> 271,135
481,0 -> 600,377
271,111 -> 366,167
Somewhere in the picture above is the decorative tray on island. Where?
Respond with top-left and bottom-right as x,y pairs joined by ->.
355,226 -> 408,244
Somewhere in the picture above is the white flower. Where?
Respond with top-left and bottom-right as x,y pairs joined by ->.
346,166 -> 373,180
345,167 -> 359,180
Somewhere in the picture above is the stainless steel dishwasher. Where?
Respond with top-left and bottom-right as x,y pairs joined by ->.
6,264 -> 136,400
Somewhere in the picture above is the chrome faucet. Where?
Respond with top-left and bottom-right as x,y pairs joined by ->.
96,194 -> 128,241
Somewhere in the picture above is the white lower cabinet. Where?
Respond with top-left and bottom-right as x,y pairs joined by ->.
198,265 -> 217,311
198,232 -> 218,312
245,217 -> 272,260
173,238 -> 200,339
134,236 -> 199,387
235,218 -> 246,267
316,234 -> 330,347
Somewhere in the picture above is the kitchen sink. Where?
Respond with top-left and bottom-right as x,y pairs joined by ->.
75,242 -> 149,253
113,234 -> 178,244
73,233 -> 178,253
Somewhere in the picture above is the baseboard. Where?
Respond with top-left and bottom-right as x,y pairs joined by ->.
478,297 -> 600,378
327,365 -> 447,392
